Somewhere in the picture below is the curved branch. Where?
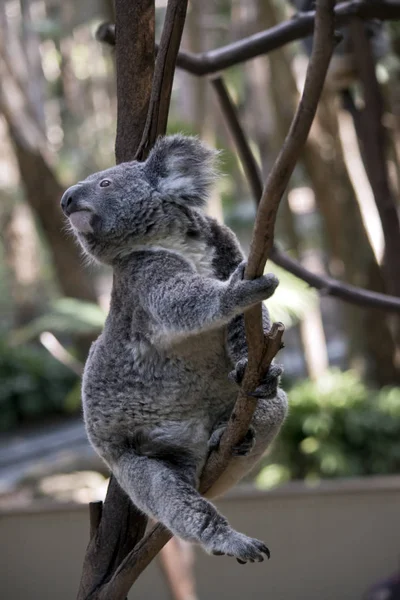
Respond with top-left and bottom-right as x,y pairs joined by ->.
97,1 -> 400,75
211,77 -> 400,314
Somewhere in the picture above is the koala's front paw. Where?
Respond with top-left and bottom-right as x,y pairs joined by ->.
227,261 -> 279,309
229,359 -> 283,399
208,425 -> 255,457
207,529 -> 270,564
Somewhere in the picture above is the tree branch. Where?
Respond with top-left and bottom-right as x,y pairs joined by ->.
211,77 -> 400,313
97,1 -> 400,75
92,0 -> 336,590
135,0 -> 189,160
114,0 -> 155,163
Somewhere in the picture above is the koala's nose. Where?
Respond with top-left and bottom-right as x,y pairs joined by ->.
61,185 -> 82,216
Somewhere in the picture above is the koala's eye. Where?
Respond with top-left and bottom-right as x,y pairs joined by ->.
99,179 -> 112,188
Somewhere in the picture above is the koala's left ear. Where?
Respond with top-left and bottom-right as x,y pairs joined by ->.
144,135 -> 219,207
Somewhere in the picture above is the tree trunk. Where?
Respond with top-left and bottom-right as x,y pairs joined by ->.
9,125 -> 97,303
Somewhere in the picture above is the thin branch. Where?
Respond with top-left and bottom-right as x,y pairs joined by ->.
211,77 -> 400,314
93,0 -> 336,588
97,1 -> 400,75
270,247 -> 400,311
135,0 -> 189,160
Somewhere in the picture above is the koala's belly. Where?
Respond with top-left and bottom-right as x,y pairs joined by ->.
82,328 -> 237,449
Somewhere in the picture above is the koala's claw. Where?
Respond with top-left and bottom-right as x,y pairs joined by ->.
208,530 -> 270,564
208,425 -> 255,457
232,427 -> 256,457
229,359 -> 283,399
229,260 -> 247,285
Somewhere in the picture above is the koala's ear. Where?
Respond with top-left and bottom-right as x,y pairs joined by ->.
144,135 -> 219,207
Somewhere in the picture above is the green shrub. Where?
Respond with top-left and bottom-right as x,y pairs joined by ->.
257,369 -> 400,488
0,339 -> 78,431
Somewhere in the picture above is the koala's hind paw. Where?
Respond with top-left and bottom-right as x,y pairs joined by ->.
208,425 -> 255,457
229,359 -> 283,399
232,427 -> 255,456
208,530 -> 270,564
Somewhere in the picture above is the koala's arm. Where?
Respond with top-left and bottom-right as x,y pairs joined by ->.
136,251 -> 278,337
205,305 -> 288,499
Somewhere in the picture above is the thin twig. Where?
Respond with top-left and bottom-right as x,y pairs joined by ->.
94,0 -> 336,589
211,77 -> 400,314
97,1 -> 400,75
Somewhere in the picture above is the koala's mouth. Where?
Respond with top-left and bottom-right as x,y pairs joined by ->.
69,210 -> 94,234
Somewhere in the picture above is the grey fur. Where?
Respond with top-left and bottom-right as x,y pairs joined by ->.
61,135 -> 288,563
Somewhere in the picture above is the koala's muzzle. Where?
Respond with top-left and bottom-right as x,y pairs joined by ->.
61,185 -> 95,233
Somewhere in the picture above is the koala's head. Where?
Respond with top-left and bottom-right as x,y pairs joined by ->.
61,135 -> 218,264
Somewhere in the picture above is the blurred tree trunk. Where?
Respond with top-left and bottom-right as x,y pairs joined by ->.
8,124 -> 97,303
350,20 -> 400,299
158,538 -> 198,600
0,14 -> 97,305
186,0 -> 223,223
1,198 -> 43,325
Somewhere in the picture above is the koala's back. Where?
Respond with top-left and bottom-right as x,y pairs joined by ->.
82,216 -> 244,460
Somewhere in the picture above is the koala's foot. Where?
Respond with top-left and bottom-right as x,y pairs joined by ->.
229,359 -> 283,399
206,528 -> 270,564
208,425 -> 255,457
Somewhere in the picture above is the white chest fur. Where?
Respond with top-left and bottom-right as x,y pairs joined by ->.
146,237 -> 215,277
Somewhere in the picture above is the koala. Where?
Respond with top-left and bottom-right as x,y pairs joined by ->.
61,135 -> 288,564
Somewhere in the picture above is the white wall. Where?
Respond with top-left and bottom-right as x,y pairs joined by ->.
1,476 -> 400,600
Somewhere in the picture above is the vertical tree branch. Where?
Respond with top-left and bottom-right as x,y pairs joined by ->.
349,18 -> 400,297
115,0 -> 155,163
135,0 -> 189,160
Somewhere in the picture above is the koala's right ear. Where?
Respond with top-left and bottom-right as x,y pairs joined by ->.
143,135 -> 219,208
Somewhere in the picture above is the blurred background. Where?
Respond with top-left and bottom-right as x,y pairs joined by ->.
0,0 -> 400,599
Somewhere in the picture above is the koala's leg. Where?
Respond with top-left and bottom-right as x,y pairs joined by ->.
111,447 -> 270,563
205,390 -> 288,499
